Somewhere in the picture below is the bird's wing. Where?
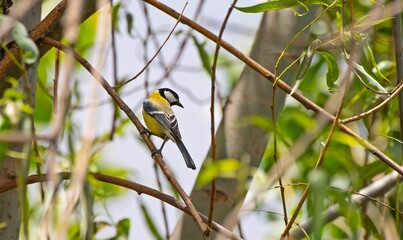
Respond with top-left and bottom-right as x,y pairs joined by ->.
143,100 -> 182,140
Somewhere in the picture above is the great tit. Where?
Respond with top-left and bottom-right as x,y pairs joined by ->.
142,88 -> 196,170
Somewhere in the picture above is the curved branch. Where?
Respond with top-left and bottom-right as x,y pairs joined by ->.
341,82 -> 403,124
0,172 -> 241,240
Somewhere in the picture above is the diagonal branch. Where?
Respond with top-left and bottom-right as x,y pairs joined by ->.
39,37 -> 208,236
143,0 -> 403,177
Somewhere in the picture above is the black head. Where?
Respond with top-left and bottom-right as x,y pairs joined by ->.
159,88 -> 183,108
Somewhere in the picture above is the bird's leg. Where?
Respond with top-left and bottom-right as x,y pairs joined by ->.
159,139 -> 168,152
151,139 -> 168,158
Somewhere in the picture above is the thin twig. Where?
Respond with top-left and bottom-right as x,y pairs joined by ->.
53,49 -> 60,113
340,82 -> 403,123
153,163 -> 170,239
207,0 -> 238,233
114,0 -> 189,89
39,37 -> 208,236
154,0 -> 206,86
109,0 -> 119,140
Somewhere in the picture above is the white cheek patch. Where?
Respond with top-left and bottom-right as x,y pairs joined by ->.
164,91 -> 177,103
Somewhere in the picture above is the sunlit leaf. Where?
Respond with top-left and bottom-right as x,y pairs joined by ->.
235,0 -> 327,13
75,12 -> 98,55
318,51 -> 339,92
197,159 -> 241,186
241,115 -> 273,132
332,132 -> 360,147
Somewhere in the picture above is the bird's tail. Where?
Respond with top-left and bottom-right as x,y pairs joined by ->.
176,139 -> 196,170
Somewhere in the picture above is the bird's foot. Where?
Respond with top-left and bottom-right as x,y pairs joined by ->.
151,149 -> 162,158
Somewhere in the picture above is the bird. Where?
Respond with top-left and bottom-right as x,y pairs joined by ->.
142,88 -> 196,170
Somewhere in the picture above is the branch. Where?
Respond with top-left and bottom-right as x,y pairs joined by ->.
142,0 -> 403,177
341,82 -> 403,124
207,0 -> 238,232
39,37 -> 208,236
0,172 -> 241,240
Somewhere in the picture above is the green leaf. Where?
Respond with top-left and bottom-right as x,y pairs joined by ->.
114,218 -> 131,239
75,12 -> 98,55
192,36 -> 212,75
34,86 -> 52,123
197,159 -> 242,186
0,118 -> 12,164
126,13 -> 134,36
363,43 -> 391,84
80,181 -> 94,240
310,169 -> 328,240
317,51 -> 339,92
352,61 -> 388,94
139,203 -> 163,240
240,115 -> 273,132
0,15 -> 38,64
112,2 -> 121,32
355,14 -> 394,28
291,39 -> 321,95
235,0 -> 327,13
359,160 -> 389,180
331,132 -> 360,147
89,165 -> 130,199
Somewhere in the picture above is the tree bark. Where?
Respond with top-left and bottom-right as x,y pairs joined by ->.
172,8 -> 317,239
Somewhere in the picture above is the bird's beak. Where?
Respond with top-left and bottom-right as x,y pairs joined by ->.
176,101 -> 184,108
